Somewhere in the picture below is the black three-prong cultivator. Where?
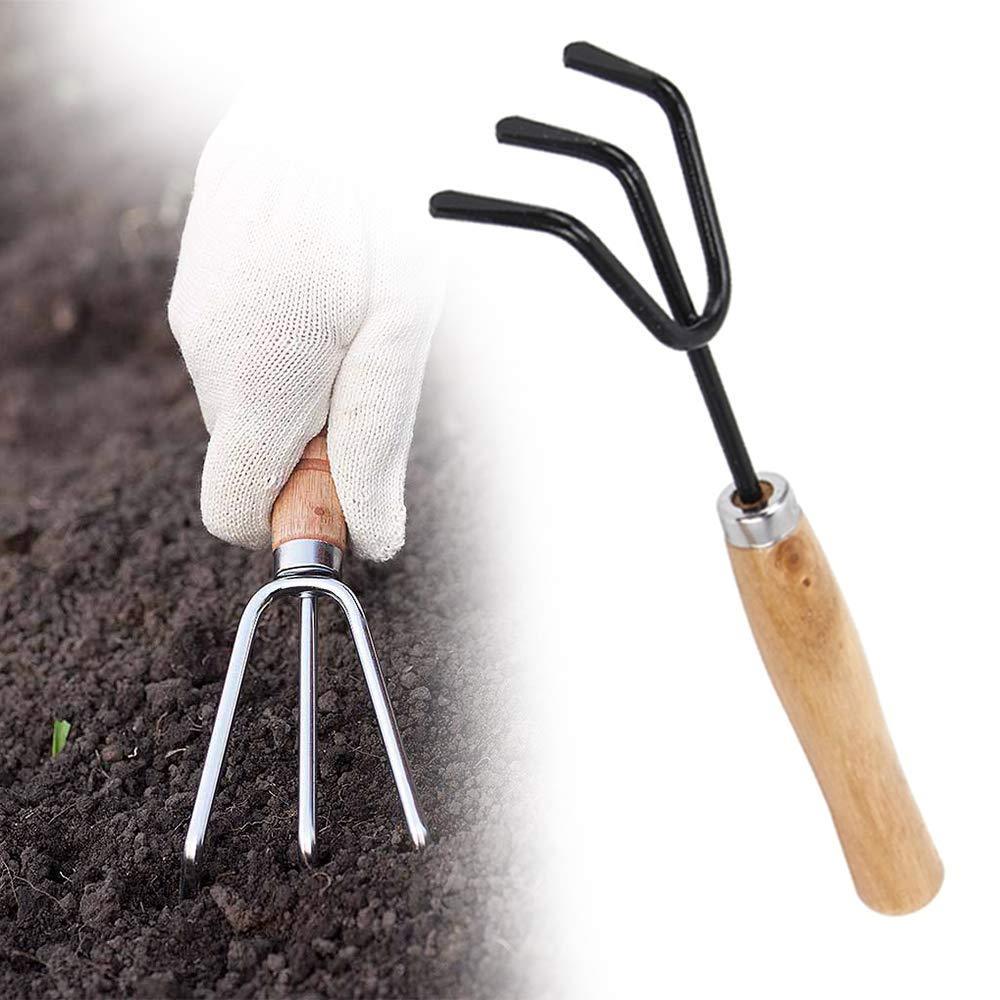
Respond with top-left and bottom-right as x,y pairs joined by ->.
430,42 -> 944,914
431,41 -> 760,504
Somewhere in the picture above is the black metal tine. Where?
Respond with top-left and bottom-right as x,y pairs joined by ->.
562,44 -> 759,504
496,116 -> 696,323
429,44 -> 764,505
563,42 -> 731,325
563,40 -> 662,89
430,191 -> 721,351
494,116 -> 760,504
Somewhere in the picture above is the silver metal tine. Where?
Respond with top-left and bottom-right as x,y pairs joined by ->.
183,583 -> 276,879
298,592 -> 319,865
322,579 -> 428,849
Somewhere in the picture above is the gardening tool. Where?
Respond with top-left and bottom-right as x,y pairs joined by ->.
429,41 -> 942,914
183,433 -> 426,883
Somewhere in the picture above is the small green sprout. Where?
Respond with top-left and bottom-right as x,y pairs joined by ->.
51,719 -> 71,759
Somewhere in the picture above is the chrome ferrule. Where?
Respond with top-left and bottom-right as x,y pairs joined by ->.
273,539 -> 343,578
717,472 -> 801,549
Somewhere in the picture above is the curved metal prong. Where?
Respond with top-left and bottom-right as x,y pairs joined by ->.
429,190 -> 718,350
563,41 -> 731,321
183,581 -> 277,873
496,115 -> 697,325
296,577 -> 427,848
298,592 -> 318,866
563,40 -> 661,89
333,583 -> 428,848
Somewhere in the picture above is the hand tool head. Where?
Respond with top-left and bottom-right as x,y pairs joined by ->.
181,437 -> 426,893
430,42 -> 763,504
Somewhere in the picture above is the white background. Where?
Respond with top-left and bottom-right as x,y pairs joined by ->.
437,5 -> 998,997
81,2 -> 998,995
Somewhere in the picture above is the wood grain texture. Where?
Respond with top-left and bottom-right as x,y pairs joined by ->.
270,433 -> 347,551
727,516 -> 943,914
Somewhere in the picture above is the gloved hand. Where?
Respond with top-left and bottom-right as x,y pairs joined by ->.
168,102 -> 444,561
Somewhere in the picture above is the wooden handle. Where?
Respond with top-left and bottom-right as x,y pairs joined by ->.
727,515 -> 942,914
270,433 -> 347,551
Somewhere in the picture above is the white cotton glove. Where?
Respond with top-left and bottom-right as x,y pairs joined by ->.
168,102 -> 444,561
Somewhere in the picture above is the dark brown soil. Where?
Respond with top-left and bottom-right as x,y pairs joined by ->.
0,10 -> 534,998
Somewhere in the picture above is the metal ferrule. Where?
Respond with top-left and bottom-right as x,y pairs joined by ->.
717,472 -> 801,549
273,539 -> 343,578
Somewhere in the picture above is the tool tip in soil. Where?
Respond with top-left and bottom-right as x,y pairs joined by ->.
179,857 -> 202,900
410,820 -> 428,850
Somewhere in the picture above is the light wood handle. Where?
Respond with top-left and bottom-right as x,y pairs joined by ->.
270,433 -> 347,551
727,516 -> 942,914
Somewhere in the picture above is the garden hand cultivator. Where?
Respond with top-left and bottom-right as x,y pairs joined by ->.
430,41 -> 942,914
183,434 -> 426,886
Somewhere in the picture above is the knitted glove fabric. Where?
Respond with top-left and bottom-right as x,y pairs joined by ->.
168,104 -> 444,561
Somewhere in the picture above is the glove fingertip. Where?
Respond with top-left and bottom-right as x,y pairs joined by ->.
200,477 -> 273,551
200,417 -> 314,552
348,521 -> 406,563
334,477 -> 407,563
